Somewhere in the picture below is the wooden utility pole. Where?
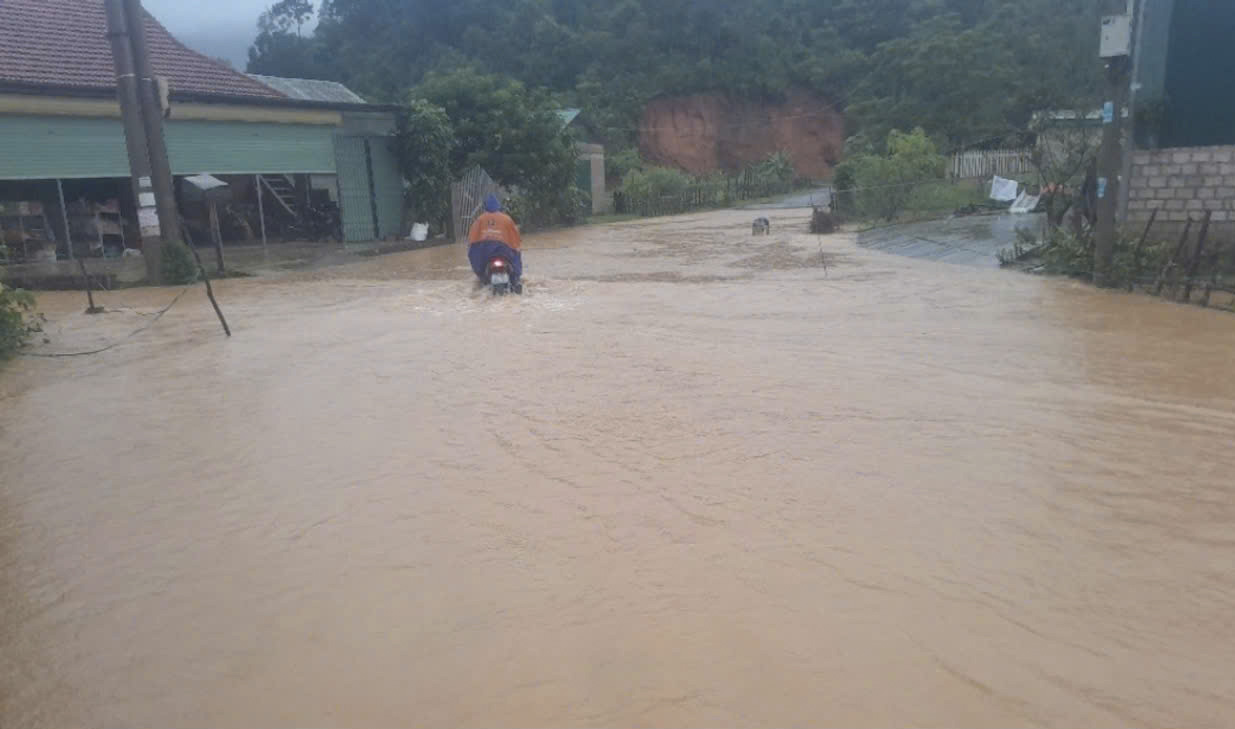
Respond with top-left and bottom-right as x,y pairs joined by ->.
121,0 -> 184,279
103,0 -> 161,282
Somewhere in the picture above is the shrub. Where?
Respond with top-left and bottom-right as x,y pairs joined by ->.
749,151 -> 796,189
0,283 -> 39,360
810,208 -> 837,234
619,166 -> 692,203
1002,225 -> 1176,286
606,148 -> 645,184
845,128 -> 948,221
161,241 -> 199,285
614,166 -> 701,216
502,193 -> 528,228
505,186 -> 589,231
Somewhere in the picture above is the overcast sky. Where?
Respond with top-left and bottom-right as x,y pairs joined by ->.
144,0 -> 316,70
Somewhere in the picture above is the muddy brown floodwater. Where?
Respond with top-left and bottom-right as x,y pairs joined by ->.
3,209 -> 1235,728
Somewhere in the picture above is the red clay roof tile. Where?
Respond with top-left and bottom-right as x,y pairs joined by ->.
0,0 -> 286,100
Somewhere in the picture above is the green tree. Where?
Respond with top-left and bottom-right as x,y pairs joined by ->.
848,16 -> 1015,148
246,2 -> 323,76
268,0 -> 316,35
248,0 -> 1104,154
396,99 -> 455,226
842,128 -> 947,221
246,31 -> 322,77
415,70 -> 579,224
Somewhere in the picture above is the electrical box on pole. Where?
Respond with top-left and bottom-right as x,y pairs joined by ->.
1101,15 -> 1133,58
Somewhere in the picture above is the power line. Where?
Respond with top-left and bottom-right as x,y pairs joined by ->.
20,286 -> 191,359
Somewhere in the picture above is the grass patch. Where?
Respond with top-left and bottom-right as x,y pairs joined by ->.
905,180 -> 987,216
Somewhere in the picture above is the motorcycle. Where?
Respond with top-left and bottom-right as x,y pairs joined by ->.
484,255 -> 522,296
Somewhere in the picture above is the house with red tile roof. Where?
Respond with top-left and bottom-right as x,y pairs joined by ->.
0,0 -> 405,258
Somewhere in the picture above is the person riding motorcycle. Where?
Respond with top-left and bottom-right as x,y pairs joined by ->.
468,194 -> 523,292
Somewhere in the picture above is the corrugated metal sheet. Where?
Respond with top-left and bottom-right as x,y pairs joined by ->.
248,75 -> 369,105
0,116 -> 130,179
368,137 -> 404,239
334,136 -> 376,242
557,108 -> 582,129
0,116 -> 337,179
166,121 -> 336,175
333,135 -> 404,242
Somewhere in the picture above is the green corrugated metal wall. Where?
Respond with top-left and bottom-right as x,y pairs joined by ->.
167,120 -> 336,174
0,116 -> 129,179
334,135 -> 404,242
0,116 -> 336,179
369,137 -> 404,239
334,136 -> 376,242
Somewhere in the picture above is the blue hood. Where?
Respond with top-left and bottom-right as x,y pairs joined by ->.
484,194 -> 501,213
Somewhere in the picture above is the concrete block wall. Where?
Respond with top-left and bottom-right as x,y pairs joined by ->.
1128,146 -> 1235,241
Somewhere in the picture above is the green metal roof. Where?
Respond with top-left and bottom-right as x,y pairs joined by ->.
557,108 -> 582,129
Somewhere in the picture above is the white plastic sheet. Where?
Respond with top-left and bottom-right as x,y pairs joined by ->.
1009,192 -> 1041,214
990,175 -> 1019,202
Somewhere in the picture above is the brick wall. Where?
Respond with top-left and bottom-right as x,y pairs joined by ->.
1128,146 -> 1235,240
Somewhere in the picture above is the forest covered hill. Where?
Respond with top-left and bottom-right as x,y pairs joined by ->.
249,0 -> 1105,153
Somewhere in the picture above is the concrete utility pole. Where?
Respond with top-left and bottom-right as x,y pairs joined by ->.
103,0 -> 161,282
1094,55 -> 1130,288
1094,2 -> 1135,288
122,0 -> 184,272
1118,0 -> 1148,222
104,0 -> 185,283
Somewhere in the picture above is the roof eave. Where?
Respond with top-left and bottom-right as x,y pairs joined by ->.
0,80 -> 400,114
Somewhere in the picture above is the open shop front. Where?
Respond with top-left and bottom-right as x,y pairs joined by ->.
0,116 -> 375,285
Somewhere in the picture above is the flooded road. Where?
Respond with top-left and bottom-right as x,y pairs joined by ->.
3,209 -> 1235,728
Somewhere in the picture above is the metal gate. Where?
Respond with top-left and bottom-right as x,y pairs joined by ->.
450,166 -> 504,242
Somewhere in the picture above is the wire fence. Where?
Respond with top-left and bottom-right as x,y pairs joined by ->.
613,172 -> 796,218
833,176 -> 993,224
